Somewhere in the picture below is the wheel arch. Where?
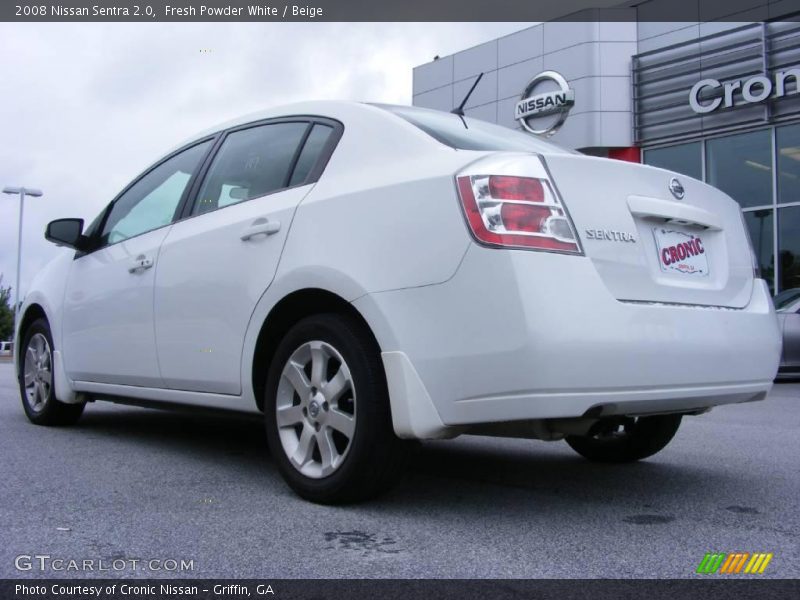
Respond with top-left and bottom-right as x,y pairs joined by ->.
15,303 -> 48,374
250,288 -> 381,411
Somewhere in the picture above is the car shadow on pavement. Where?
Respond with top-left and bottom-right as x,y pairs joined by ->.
62,403 -> 753,516
75,405 -> 271,469
372,438 -> 751,527
402,438 -> 696,497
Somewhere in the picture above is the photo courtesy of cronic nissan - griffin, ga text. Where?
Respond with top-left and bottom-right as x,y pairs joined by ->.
15,101 -> 781,503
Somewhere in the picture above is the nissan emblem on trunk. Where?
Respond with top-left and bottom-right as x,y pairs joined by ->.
669,177 -> 685,200
515,71 -> 575,137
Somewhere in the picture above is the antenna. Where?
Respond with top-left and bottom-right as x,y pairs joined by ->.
451,72 -> 484,117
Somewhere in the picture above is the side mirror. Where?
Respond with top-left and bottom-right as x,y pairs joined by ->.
45,218 -> 87,250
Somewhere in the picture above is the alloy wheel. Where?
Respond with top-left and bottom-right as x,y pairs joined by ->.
275,340 -> 356,479
23,333 -> 52,413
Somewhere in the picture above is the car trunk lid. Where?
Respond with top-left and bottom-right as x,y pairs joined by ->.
543,154 -> 754,308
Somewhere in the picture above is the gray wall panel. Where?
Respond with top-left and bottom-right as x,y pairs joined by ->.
413,85 -> 453,112
453,70 -> 498,109
543,21 -> 599,54
413,56 -> 453,96
496,96 -> 522,130
542,42 -> 601,81
497,56 -> 545,100
599,41 -> 638,76
569,76 -> 603,114
601,112 -> 635,147
600,76 -> 633,112
599,20 -> 638,42
498,25 -> 544,68
548,111 -> 602,149
453,40 -> 498,81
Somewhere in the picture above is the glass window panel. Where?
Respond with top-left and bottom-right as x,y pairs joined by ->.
779,206 -> 800,294
194,122 -> 309,216
744,209 -> 774,295
706,130 -> 773,209
101,140 -> 211,246
289,124 -> 334,186
643,142 -> 702,180
777,123 -> 800,206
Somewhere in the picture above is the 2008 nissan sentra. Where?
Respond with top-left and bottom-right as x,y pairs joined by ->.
14,102 -> 781,503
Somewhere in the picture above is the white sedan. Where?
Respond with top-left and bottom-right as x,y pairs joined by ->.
15,101 -> 781,503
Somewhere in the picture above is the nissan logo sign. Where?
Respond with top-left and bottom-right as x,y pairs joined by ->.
689,68 -> 800,114
515,70 -> 575,137
669,177 -> 685,200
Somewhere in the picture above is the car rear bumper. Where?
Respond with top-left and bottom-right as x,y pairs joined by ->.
355,245 -> 781,439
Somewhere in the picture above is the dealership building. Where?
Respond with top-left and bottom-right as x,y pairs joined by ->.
412,1 -> 800,295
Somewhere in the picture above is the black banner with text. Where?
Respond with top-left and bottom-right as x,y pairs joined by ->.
3,0 -> 800,22
3,579 -> 800,600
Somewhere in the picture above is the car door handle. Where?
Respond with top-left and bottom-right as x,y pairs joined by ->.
240,218 -> 281,241
128,255 -> 154,274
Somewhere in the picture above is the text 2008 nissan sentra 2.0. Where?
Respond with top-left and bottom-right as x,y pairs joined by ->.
15,102 -> 781,503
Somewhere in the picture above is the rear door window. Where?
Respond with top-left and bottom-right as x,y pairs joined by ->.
192,122 -> 309,216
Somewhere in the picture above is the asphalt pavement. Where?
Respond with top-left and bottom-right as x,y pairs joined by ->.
0,360 -> 797,579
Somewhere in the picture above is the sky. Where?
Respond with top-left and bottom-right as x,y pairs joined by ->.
0,22 -> 530,307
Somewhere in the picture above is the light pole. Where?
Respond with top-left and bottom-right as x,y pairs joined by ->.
2,186 -> 43,341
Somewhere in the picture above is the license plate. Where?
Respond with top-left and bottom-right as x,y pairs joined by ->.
653,227 -> 709,277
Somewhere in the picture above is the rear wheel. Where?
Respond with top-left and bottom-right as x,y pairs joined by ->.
263,313 -> 409,504
565,414 -> 682,463
18,318 -> 85,426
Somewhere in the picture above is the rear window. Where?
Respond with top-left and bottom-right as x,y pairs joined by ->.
289,124 -> 334,186
374,104 -> 574,155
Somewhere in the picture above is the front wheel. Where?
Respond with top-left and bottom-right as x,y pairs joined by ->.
565,414 -> 682,463
18,318 -> 85,426
263,313 -> 410,504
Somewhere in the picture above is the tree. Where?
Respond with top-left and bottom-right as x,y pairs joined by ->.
0,275 -> 14,342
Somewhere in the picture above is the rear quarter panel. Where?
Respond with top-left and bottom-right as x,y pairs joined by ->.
275,106 -> 497,295
278,151 -> 479,296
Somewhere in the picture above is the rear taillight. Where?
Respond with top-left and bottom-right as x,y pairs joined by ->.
456,170 -> 581,253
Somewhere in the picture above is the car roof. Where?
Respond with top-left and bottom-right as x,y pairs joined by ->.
180,100 -> 384,146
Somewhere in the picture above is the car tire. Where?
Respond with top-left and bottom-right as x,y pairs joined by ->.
18,318 -> 85,426
263,313 -> 410,504
565,414 -> 682,463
